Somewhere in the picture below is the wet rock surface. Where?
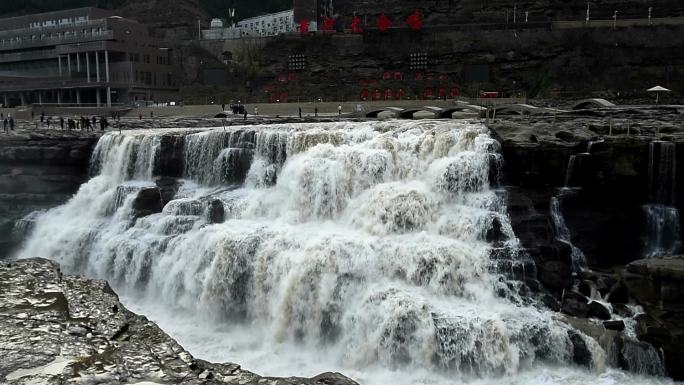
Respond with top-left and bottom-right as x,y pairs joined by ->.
0,130 -> 99,258
0,259 -> 358,385
623,256 -> 684,380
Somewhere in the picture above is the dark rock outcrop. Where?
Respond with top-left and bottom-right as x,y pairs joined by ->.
0,259 -> 359,385
561,291 -> 589,318
132,187 -> 164,218
0,130 -> 98,258
587,301 -> 611,320
623,256 -> 684,380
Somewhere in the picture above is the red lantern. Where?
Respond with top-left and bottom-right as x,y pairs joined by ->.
438,87 -> 448,99
322,17 -> 335,33
372,88 -> 382,101
277,73 -> 287,83
299,19 -> 310,35
414,72 -> 424,81
360,89 -> 370,101
394,72 -> 403,80
383,71 -> 392,81
351,15 -> 363,33
396,88 -> 406,100
406,10 -> 423,31
384,88 -> 394,100
377,13 -> 392,32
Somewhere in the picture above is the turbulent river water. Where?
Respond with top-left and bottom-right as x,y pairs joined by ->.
16,121 -> 676,385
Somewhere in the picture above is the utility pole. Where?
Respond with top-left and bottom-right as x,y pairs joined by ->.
649,7 -> 653,26
513,3 -> 517,24
586,1 -> 590,24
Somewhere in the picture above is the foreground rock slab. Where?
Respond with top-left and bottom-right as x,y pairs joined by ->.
0,259 -> 358,385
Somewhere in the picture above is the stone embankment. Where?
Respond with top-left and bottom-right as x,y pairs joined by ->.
0,258 -> 358,385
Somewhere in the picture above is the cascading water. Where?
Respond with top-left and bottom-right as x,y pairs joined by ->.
16,122 -> 670,385
643,141 -> 682,257
550,141 -> 599,272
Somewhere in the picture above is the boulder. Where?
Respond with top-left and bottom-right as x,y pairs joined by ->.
132,187 -> 164,218
561,291 -> 589,318
541,293 -> 561,312
568,330 -> 592,368
587,301 -> 611,320
208,199 -> 225,224
603,320 -> 625,331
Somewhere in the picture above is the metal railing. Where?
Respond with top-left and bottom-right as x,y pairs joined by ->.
0,29 -> 113,50
0,19 -> 107,39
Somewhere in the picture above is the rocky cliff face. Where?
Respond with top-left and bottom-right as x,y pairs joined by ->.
200,22 -> 684,104
493,107 -> 684,378
623,256 -> 684,380
0,258 -> 358,385
0,130 -> 98,258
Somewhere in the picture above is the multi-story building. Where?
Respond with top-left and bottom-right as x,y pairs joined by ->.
0,7 -> 180,108
202,10 -> 296,40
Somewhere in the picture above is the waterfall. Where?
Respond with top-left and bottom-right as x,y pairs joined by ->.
552,141 -> 597,272
644,141 -> 682,258
551,190 -> 588,271
15,121 -> 666,384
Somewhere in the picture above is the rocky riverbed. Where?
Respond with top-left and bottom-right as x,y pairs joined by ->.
0,258 -> 358,385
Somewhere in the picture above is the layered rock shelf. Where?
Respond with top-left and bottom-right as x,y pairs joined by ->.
0,258 -> 358,385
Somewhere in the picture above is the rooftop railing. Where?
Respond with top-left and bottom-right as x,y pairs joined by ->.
0,29 -> 114,51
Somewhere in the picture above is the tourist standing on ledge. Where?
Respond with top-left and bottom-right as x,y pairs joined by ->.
298,107 -> 302,118
338,105 -> 342,116
3,117 -> 7,134
9,115 -> 14,131
60,117 -> 64,130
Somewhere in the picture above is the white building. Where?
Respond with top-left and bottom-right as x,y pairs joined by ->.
202,10 -> 296,40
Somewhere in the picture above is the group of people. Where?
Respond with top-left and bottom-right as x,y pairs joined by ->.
2,112 -> 15,133
31,111 -> 109,131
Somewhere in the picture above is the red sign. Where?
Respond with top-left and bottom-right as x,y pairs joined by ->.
406,10 -> 423,31
351,15 -> 363,33
322,17 -> 335,33
299,19 -> 310,34
377,13 -> 392,32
